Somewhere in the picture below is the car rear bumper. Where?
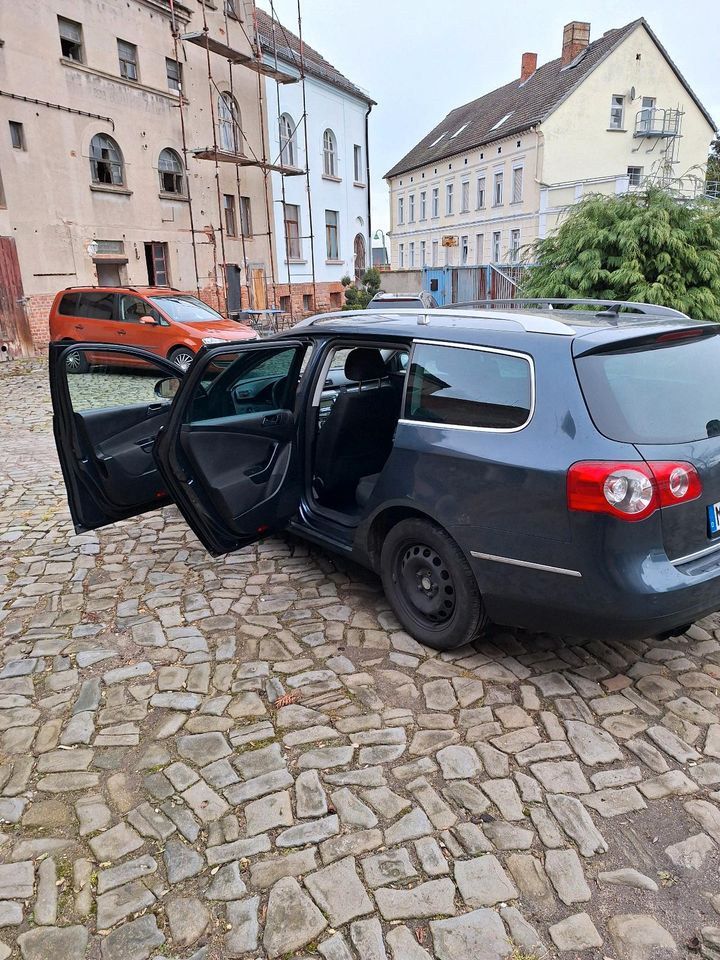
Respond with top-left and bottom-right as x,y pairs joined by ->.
465,527 -> 720,642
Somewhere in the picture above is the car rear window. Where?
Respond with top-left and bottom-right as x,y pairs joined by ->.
576,332 -> 720,443
57,293 -> 80,316
405,343 -> 533,430
368,298 -> 423,310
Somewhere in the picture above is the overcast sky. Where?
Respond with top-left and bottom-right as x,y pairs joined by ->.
257,0 -> 719,242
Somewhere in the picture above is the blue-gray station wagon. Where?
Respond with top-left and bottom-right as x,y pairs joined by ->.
50,299 -> 720,650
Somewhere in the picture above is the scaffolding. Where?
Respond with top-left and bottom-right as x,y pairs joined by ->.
167,0 -> 318,330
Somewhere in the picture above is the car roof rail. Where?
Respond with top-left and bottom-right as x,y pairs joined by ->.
446,297 -> 690,319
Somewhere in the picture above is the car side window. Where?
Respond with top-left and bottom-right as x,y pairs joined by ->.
58,293 -> 80,316
63,348 -> 176,412
405,342 -> 533,430
118,294 -> 162,324
186,345 -> 309,423
76,292 -> 115,321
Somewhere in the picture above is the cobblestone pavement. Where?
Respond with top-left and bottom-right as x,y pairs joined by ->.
3,357 -> 720,960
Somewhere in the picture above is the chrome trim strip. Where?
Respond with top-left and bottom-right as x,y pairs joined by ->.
470,550 -> 583,578
402,339 -> 535,434
671,539 -> 720,567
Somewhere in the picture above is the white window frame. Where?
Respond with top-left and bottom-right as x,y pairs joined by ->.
431,187 -> 439,219
511,165 -> 523,203
461,180 -> 470,213
610,95 -> 625,130
397,196 -> 404,225
409,241 -> 415,268
353,143 -> 363,183
493,171 -> 504,206
399,242 -> 405,268
476,233 -> 484,263
420,240 -> 427,266
476,176 -> 486,209
419,191 -> 427,220
446,182 -> 454,216
408,193 -> 415,223
492,230 -> 501,262
432,240 -> 439,266
461,235 -> 469,265
509,228 -> 520,262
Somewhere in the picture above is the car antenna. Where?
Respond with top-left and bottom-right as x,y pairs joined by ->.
595,303 -> 622,323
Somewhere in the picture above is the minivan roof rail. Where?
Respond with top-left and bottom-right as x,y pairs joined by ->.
446,297 -> 690,319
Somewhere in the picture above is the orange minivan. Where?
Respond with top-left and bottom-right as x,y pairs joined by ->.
49,286 -> 258,371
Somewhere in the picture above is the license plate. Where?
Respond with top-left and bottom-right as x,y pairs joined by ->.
709,501 -> 720,536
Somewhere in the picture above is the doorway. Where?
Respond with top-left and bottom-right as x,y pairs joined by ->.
354,233 -> 366,281
95,261 -> 126,286
0,236 -> 34,359
145,242 -> 170,286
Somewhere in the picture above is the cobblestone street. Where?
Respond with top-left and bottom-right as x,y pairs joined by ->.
4,357 -> 720,960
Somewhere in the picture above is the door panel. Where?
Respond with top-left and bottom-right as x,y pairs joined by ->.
155,341 -> 309,554
50,343 -> 182,531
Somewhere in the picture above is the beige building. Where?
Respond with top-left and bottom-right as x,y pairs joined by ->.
385,18 -> 716,272
0,0 -> 368,353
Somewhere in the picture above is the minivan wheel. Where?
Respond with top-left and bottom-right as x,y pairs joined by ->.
65,348 -> 88,374
168,347 -> 195,372
381,518 -> 488,651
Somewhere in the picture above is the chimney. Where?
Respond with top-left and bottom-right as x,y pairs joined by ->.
520,52 -> 537,82
561,21 -> 590,64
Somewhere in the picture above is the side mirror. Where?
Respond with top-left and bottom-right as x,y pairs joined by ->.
139,317 -> 160,326
154,376 -> 181,400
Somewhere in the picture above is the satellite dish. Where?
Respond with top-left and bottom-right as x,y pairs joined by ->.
630,85 -> 636,101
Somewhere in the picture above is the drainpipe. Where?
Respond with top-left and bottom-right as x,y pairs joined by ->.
365,102 -> 373,271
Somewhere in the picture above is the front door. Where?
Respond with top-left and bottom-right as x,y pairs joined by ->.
0,236 -> 33,359
50,339 -> 310,554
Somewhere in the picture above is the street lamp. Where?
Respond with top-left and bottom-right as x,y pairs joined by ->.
373,228 -> 388,266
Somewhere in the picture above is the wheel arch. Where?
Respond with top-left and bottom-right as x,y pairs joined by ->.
365,504 -> 439,571
167,343 -> 196,359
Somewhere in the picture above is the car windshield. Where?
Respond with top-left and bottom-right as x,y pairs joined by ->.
149,295 -> 224,323
367,298 -> 423,310
576,332 -> 720,443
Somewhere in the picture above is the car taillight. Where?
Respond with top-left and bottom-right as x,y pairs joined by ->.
567,461 -> 701,521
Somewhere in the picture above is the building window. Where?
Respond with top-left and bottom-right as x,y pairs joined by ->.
223,194 -> 237,237
166,57 -> 182,93
609,95 -> 625,129
408,194 -> 415,223
303,293 -> 313,311
637,97 -> 656,134
399,243 -> 405,268
323,129 -> 337,177
158,148 -> 184,195
58,16 -> 83,62
218,93 -> 241,154
493,171 -> 504,206
492,231 -> 501,262
431,240 -> 438,266
476,176 -> 486,208
240,196 -> 253,237
409,242 -> 415,268
398,196 -> 404,225
145,242 -> 169,286
224,0 -> 241,19
446,182 -> 454,215
627,165 -> 643,187
512,166 -> 523,203
284,203 -> 301,259
461,236 -> 469,265
9,121 -> 25,151
279,113 -> 296,167
420,240 -> 426,266
419,191 -> 427,220
509,228 -> 521,261
353,144 -> 363,183
431,187 -> 439,218
279,295 -> 291,313
461,181 -> 470,213
117,39 -> 138,81
325,209 -> 339,259
89,134 -> 124,186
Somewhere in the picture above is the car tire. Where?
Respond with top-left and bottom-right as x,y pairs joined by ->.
380,518 -> 488,651
168,347 -> 195,372
64,346 -> 88,374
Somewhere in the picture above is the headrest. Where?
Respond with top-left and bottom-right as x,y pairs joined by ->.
344,348 -> 387,382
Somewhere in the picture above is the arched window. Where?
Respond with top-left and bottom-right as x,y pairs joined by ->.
89,134 -> 124,186
323,128 -> 337,177
158,148 -> 184,195
279,113 -> 296,168
218,93 -> 241,154
354,233 -> 366,280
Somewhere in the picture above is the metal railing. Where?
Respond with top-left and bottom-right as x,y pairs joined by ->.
445,298 -> 690,319
634,107 -> 682,138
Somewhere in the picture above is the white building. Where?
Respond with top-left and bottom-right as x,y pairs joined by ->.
385,18 -> 715,271
257,10 -> 374,314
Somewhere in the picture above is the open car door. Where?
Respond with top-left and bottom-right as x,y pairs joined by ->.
154,339 -> 309,555
49,342 -> 184,532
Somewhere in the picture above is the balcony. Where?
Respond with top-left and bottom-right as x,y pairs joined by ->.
634,107 -> 682,138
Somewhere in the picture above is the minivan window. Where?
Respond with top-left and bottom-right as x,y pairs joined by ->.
150,295 -> 223,323
368,298 -> 423,310
58,293 -> 80,315
405,343 -> 533,430
76,292 -> 115,320
576,332 -> 720,443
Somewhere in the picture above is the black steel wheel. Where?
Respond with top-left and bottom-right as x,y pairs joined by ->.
381,518 -> 487,651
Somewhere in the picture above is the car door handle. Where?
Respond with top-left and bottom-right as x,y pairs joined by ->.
262,413 -> 281,426
74,324 -> 84,331
116,329 -> 127,336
